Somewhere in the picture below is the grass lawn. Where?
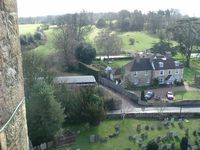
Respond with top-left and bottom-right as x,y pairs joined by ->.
109,60 -> 131,69
52,118 -> 200,150
86,26 -> 160,53
19,24 -> 41,35
175,53 -> 200,84
32,29 -> 59,58
118,32 -> 159,52
175,91 -> 200,100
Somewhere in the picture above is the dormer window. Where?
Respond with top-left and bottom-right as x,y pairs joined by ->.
134,71 -> 138,77
159,62 -> 164,68
175,61 -> 179,67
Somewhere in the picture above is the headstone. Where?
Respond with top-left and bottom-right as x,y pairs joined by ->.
90,135 -> 96,143
40,143 -> 47,150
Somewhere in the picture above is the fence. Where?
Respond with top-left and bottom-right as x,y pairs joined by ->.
99,77 -> 139,104
34,131 -> 76,150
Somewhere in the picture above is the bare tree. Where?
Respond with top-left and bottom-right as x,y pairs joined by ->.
95,29 -> 122,62
54,11 -> 92,70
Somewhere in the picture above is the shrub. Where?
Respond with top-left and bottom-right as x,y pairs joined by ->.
180,137 -> 188,150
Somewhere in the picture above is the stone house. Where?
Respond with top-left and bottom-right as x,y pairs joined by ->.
123,54 -> 184,86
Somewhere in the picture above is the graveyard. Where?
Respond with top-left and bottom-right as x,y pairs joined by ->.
51,118 -> 200,150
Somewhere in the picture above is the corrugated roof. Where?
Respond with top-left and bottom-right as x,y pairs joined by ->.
54,76 -> 96,84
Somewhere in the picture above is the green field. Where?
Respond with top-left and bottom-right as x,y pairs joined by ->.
86,26 -> 160,53
175,91 -> 200,100
52,118 -> 200,150
32,29 -> 58,57
19,24 -> 41,34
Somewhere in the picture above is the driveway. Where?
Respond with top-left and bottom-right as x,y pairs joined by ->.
135,83 -> 200,100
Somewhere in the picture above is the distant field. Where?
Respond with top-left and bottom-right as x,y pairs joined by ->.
32,29 -> 58,57
86,26 -> 160,53
19,24 -> 41,34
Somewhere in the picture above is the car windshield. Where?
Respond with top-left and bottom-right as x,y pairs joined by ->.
167,92 -> 173,94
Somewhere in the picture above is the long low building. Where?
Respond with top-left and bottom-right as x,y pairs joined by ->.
53,75 -> 97,86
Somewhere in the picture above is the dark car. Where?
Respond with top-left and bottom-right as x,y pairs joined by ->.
166,91 -> 174,100
145,91 -> 154,100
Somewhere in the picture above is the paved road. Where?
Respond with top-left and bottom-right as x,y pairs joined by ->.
108,106 -> 200,114
101,85 -> 200,115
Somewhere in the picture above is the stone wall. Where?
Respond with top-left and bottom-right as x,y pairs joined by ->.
0,0 -> 29,149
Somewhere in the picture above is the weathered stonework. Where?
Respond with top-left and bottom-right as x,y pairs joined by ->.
0,0 -> 29,149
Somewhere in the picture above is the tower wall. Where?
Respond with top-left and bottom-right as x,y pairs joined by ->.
0,0 -> 29,149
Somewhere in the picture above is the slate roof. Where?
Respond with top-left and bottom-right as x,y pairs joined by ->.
153,57 -> 184,70
131,58 -> 153,71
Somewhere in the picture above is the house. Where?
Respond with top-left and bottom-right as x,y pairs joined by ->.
123,53 -> 184,86
53,76 -> 97,87
152,55 -> 184,85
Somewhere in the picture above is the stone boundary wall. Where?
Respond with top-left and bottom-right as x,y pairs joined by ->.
99,77 -> 139,104
106,112 -> 200,120
139,100 -> 200,107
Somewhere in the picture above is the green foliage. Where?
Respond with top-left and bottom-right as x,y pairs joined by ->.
27,80 -> 64,146
180,137 -> 188,150
152,78 -> 159,87
129,38 -> 135,45
75,43 -> 96,64
141,90 -> 145,101
169,17 -> 200,67
78,62 -> 100,80
55,86 -> 105,126
147,140 -> 159,150
96,18 -> 106,29
150,40 -> 176,55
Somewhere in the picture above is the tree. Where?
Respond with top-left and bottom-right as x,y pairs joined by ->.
129,38 -> 135,45
169,17 -> 200,67
180,137 -> 188,150
96,18 -> 106,29
141,90 -> 145,101
95,29 -> 122,61
54,11 -> 92,70
55,86 -> 105,126
147,140 -> 159,150
150,40 -> 176,55
75,43 -> 96,64
27,80 -> 64,146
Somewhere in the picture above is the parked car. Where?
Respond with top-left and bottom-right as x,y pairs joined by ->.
166,91 -> 174,100
145,91 -> 154,100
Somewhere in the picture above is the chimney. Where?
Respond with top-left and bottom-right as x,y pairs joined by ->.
135,53 -> 140,63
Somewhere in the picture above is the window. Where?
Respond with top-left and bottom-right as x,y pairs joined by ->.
175,69 -> 179,74
134,71 -> 137,77
160,70 -> 164,75
159,62 -> 164,68
134,79 -> 138,85
145,71 -> 148,76
175,61 -> 179,67
159,78 -> 164,84
147,78 -> 150,84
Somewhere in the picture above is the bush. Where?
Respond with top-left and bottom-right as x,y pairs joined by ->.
147,140 -> 159,150
141,90 -> 145,101
180,137 -> 188,150
129,38 -> 135,45
78,62 -> 100,80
